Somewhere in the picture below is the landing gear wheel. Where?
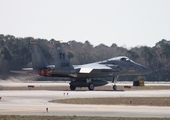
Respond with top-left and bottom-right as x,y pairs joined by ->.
88,83 -> 94,90
70,85 -> 76,90
113,85 -> 117,91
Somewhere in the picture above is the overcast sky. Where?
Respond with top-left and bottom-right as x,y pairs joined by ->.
1,0 -> 170,47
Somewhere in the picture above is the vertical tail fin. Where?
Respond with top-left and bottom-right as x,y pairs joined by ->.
30,41 -> 48,70
53,41 -> 73,70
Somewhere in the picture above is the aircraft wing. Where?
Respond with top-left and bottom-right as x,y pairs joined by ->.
74,63 -> 117,73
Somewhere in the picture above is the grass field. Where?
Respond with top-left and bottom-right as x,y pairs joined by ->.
0,115 -> 170,120
51,97 -> 170,106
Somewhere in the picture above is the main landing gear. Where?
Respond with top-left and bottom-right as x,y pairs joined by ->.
112,76 -> 119,90
88,82 -> 94,90
86,78 -> 94,90
70,85 -> 76,90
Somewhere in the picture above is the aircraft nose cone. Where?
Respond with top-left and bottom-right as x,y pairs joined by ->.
141,66 -> 152,74
146,67 -> 152,74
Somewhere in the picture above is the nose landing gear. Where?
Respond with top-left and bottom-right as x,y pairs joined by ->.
112,76 -> 119,90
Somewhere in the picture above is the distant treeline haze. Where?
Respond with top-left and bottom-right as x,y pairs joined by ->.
0,34 -> 170,81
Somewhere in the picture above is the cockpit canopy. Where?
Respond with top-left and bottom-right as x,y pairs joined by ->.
120,57 -> 130,62
109,56 -> 134,63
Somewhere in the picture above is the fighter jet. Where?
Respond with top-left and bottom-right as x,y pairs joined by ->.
29,41 -> 152,90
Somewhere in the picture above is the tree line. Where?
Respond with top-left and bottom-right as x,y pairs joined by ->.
0,34 -> 170,81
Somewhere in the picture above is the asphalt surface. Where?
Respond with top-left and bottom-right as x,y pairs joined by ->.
0,87 -> 170,117
1,81 -> 170,87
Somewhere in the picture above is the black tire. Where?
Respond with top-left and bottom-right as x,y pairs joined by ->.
88,83 -> 94,90
70,85 -> 76,90
113,85 -> 117,90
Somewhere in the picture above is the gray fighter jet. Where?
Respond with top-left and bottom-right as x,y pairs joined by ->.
30,41 -> 152,90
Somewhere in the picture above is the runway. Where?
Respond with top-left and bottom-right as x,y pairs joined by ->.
1,90 -> 170,117
1,81 -> 170,87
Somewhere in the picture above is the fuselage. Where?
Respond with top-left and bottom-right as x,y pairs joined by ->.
49,56 -> 152,78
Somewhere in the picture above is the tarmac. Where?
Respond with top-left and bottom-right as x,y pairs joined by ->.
0,84 -> 170,117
